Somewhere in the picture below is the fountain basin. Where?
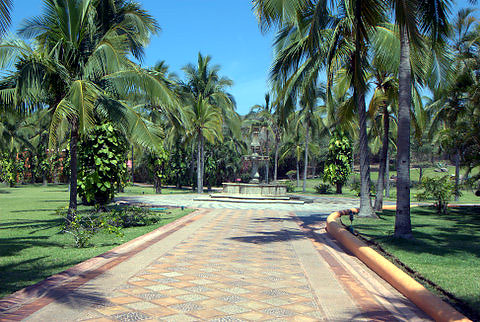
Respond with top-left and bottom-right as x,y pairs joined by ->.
221,182 -> 287,197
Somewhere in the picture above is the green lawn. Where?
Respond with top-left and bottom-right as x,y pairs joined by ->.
122,185 -> 194,195
289,166 -> 480,204
341,207 -> 480,320
0,184 -> 192,299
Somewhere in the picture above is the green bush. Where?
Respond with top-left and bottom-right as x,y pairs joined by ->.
78,124 -> 128,205
323,130 -> 353,194
59,206 -> 162,247
286,170 -> 297,180
102,207 -> 163,228
314,183 -> 332,194
350,180 -> 376,197
284,180 -> 295,192
416,175 -> 460,214
0,154 -> 16,187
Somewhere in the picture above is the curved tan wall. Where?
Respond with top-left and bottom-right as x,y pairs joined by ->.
326,209 -> 470,322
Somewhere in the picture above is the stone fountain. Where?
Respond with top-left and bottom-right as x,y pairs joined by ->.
194,126 -> 303,204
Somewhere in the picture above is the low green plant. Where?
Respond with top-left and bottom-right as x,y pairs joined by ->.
314,183 -> 332,194
350,180 -> 376,197
58,206 -> 161,248
416,175 -> 460,214
102,207 -> 163,228
284,180 -> 295,192
60,210 -> 96,248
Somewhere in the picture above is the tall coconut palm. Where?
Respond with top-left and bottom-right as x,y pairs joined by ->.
296,83 -> 325,192
0,0 -> 174,222
253,0 -> 388,216
180,53 -> 237,193
390,0 -> 452,238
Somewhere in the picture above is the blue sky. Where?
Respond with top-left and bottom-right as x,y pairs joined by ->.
9,0 -> 477,115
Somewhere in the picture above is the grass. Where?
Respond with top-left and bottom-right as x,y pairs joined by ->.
341,207 -> 480,320
0,183 -> 193,299
122,185 -> 194,195
289,166 -> 480,204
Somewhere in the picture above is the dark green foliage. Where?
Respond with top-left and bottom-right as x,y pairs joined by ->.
0,153 -> 16,186
314,183 -> 332,194
78,124 -> 128,205
101,207 -> 164,228
146,147 -> 169,194
351,180 -> 376,197
59,206 -> 163,248
203,142 -> 243,187
284,180 -> 295,192
323,131 -> 353,194
416,175 -> 460,214
165,144 -> 191,187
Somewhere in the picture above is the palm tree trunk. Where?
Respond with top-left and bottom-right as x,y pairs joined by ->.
455,148 -> 460,201
374,105 -> 390,211
385,149 -> 390,197
201,136 -> 205,191
67,119 -> 79,224
394,27 -> 413,239
265,131 -> 269,184
303,123 -> 309,193
356,90 -> 375,217
190,144 -> 195,188
197,133 -> 203,194
274,140 -> 279,182
131,145 -> 134,184
296,152 -> 300,187
353,0 -> 375,218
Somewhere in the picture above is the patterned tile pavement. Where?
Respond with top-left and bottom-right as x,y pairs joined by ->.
70,207 -> 429,322
1,196 -> 430,321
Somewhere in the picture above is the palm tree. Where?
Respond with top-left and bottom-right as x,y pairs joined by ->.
297,83 -> 324,193
253,0 -> 387,216
0,0 -> 174,222
180,53 -> 237,193
390,0 -> 452,238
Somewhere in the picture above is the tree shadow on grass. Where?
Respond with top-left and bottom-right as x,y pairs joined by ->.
0,258 -> 111,315
0,236 -> 63,257
0,217 -> 64,231
0,189 -> 10,194
366,207 -> 480,258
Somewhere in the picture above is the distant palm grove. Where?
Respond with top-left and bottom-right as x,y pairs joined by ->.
1,0 -> 480,239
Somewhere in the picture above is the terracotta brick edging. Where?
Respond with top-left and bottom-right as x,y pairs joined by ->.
326,208 -> 471,322
0,209 -> 205,319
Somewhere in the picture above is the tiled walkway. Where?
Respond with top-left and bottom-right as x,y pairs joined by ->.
3,206 -> 432,322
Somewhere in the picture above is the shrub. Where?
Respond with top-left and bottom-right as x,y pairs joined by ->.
240,173 -> 252,183
102,207 -> 163,228
78,124 -> 128,205
284,180 -> 295,192
416,175 -> 460,214
323,130 -> 353,194
315,183 -> 332,194
59,206 -> 162,248
0,154 -> 16,187
286,170 -> 297,180
350,180 -> 376,197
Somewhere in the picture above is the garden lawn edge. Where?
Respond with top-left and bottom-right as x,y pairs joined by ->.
326,208 -> 470,322
0,208 -> 204,317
